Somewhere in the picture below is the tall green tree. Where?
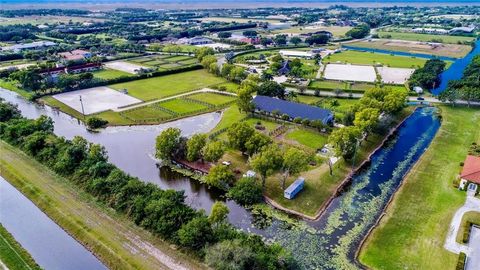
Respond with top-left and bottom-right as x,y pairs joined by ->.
281,148 -> 310,190
249,144 -> 283,189
227,122 -> 255,153
205,165 -> 235,190
202,141 -> 225,163
186,133 -> 207,162
155,127 -> 181,160
328,126 -> 361,160
209,201 -> 229,225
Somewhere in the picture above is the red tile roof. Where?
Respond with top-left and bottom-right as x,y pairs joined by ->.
461,155 -> 480,184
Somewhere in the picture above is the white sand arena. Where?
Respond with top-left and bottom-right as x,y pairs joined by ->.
53,86 -> 141,115
104,61 -> 147,74
377,67 -> 415,84
323,64 -> 377,82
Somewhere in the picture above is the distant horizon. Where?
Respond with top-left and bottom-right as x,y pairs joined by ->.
2,0 -> 480,11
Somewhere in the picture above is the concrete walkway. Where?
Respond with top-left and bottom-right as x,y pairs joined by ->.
444,195 -> 480,255
112,88 -> 237,112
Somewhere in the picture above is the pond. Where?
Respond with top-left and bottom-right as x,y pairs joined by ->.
0,176 -> 107,270
0,88 -> 441,269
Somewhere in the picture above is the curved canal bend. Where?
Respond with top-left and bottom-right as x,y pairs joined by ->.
1,88 -> 441,269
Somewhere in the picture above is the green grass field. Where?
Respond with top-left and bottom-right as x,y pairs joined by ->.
285,128 -> 328,150
122,106 -> 173,120
273,26 -> 352,37
109,69 -> 227,101
359,106 -> 480,270
377,31 -> 476,44
309,80 -> 349,90
324,50 -> 427,68
157,99 -> 209,114
0,223 -> 41,270
0,141 -> 205,270
210,105 -> 246,134
188,92 -> 236,106
92,69 -> 131,80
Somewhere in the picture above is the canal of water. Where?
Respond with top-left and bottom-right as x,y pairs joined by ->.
0,176 -> 107,270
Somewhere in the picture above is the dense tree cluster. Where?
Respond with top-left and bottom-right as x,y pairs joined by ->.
409,59 -> 446,90
329,87 -> 408,160
0,99 -> 296,270
346,24 -> 371,39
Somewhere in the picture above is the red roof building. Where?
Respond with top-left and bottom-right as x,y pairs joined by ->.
460,155 -> 480,184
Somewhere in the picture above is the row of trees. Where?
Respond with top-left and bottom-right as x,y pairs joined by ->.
329,87 -> 408,160
439,55 -> 480,106
0,99 -> 295,270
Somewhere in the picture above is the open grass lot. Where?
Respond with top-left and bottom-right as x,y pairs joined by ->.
199,16 -> 280,23
273,26 -> 352,37
0,141 -> 205,270
285,128 -> 328,150
377,30 -> 476,44
456,211 -> 480,244
359,106 -> 480,270
92,68 -> 131,80
295,95 -> 359,119
157,99 -> 209,114
324,50 -> 427,68
210,105 -> 245,133
309,80 -> 349,90
0,223 -> 41,270
347,39 -> 471,59
187,92 -> 236,106
109,70 -> 227,101
215,82 -> 240,93
127,55 -> 198,70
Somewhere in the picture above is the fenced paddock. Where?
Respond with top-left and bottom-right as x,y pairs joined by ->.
377,67 -> 415,84
126,55 -> 198,70
323,64 -> 377,82
104,61 -> 147,74
52,86 -> 142,115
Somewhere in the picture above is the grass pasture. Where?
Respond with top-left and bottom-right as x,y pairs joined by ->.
347,39 -> 471,59
187,92 -> 236,106
285,128 -> 328,150
377,30 -> 476,44
92,68 -> 131,80
156,99 -> 209,115
324,50 -> 427,68
127,54 -> 198,71
359,106 -> 480,270
109,69 -> 227,101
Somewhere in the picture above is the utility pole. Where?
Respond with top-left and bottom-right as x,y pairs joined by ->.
79,95 -> 86,120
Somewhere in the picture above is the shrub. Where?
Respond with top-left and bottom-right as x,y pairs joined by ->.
227,177 -> 263,206
86,117 -> 108,129
456,252 -> 466,270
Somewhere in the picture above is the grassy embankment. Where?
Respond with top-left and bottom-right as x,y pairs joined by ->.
0,223 -> 41,270
359,106 -> 480,270
0,140 -> 206,270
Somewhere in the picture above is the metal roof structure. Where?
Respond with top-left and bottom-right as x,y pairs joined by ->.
252,95 -> 333,124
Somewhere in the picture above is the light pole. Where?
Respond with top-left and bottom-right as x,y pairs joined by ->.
79,95 -> 86,120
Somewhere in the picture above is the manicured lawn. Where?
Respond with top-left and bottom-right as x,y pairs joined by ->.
309,80 -> 349,90
0,79 -> 34,100
323,50 -> 427,68
123,106 -> 173,120
285,128 -> 328,150
157,99 -> 209,114
377,31 -> 476,44
0,223 -> 41,270
359,106 -> 480,270
109,69 -> 227,101
215,82 -> 240,93
188,92 -> 236,106
273,26 -> 352,37
0,141 -> 205,270
244,117 -> 280,133
92,68 -> 131,80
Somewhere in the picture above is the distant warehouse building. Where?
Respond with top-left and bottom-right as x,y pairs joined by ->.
252,95 -> 334,125
449,26 -> 476,34
1,41 -> 57,53
279,50 -> 313,59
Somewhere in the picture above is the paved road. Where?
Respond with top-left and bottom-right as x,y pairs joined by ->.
444,195 -> 480,255
466,226 -> 480,270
